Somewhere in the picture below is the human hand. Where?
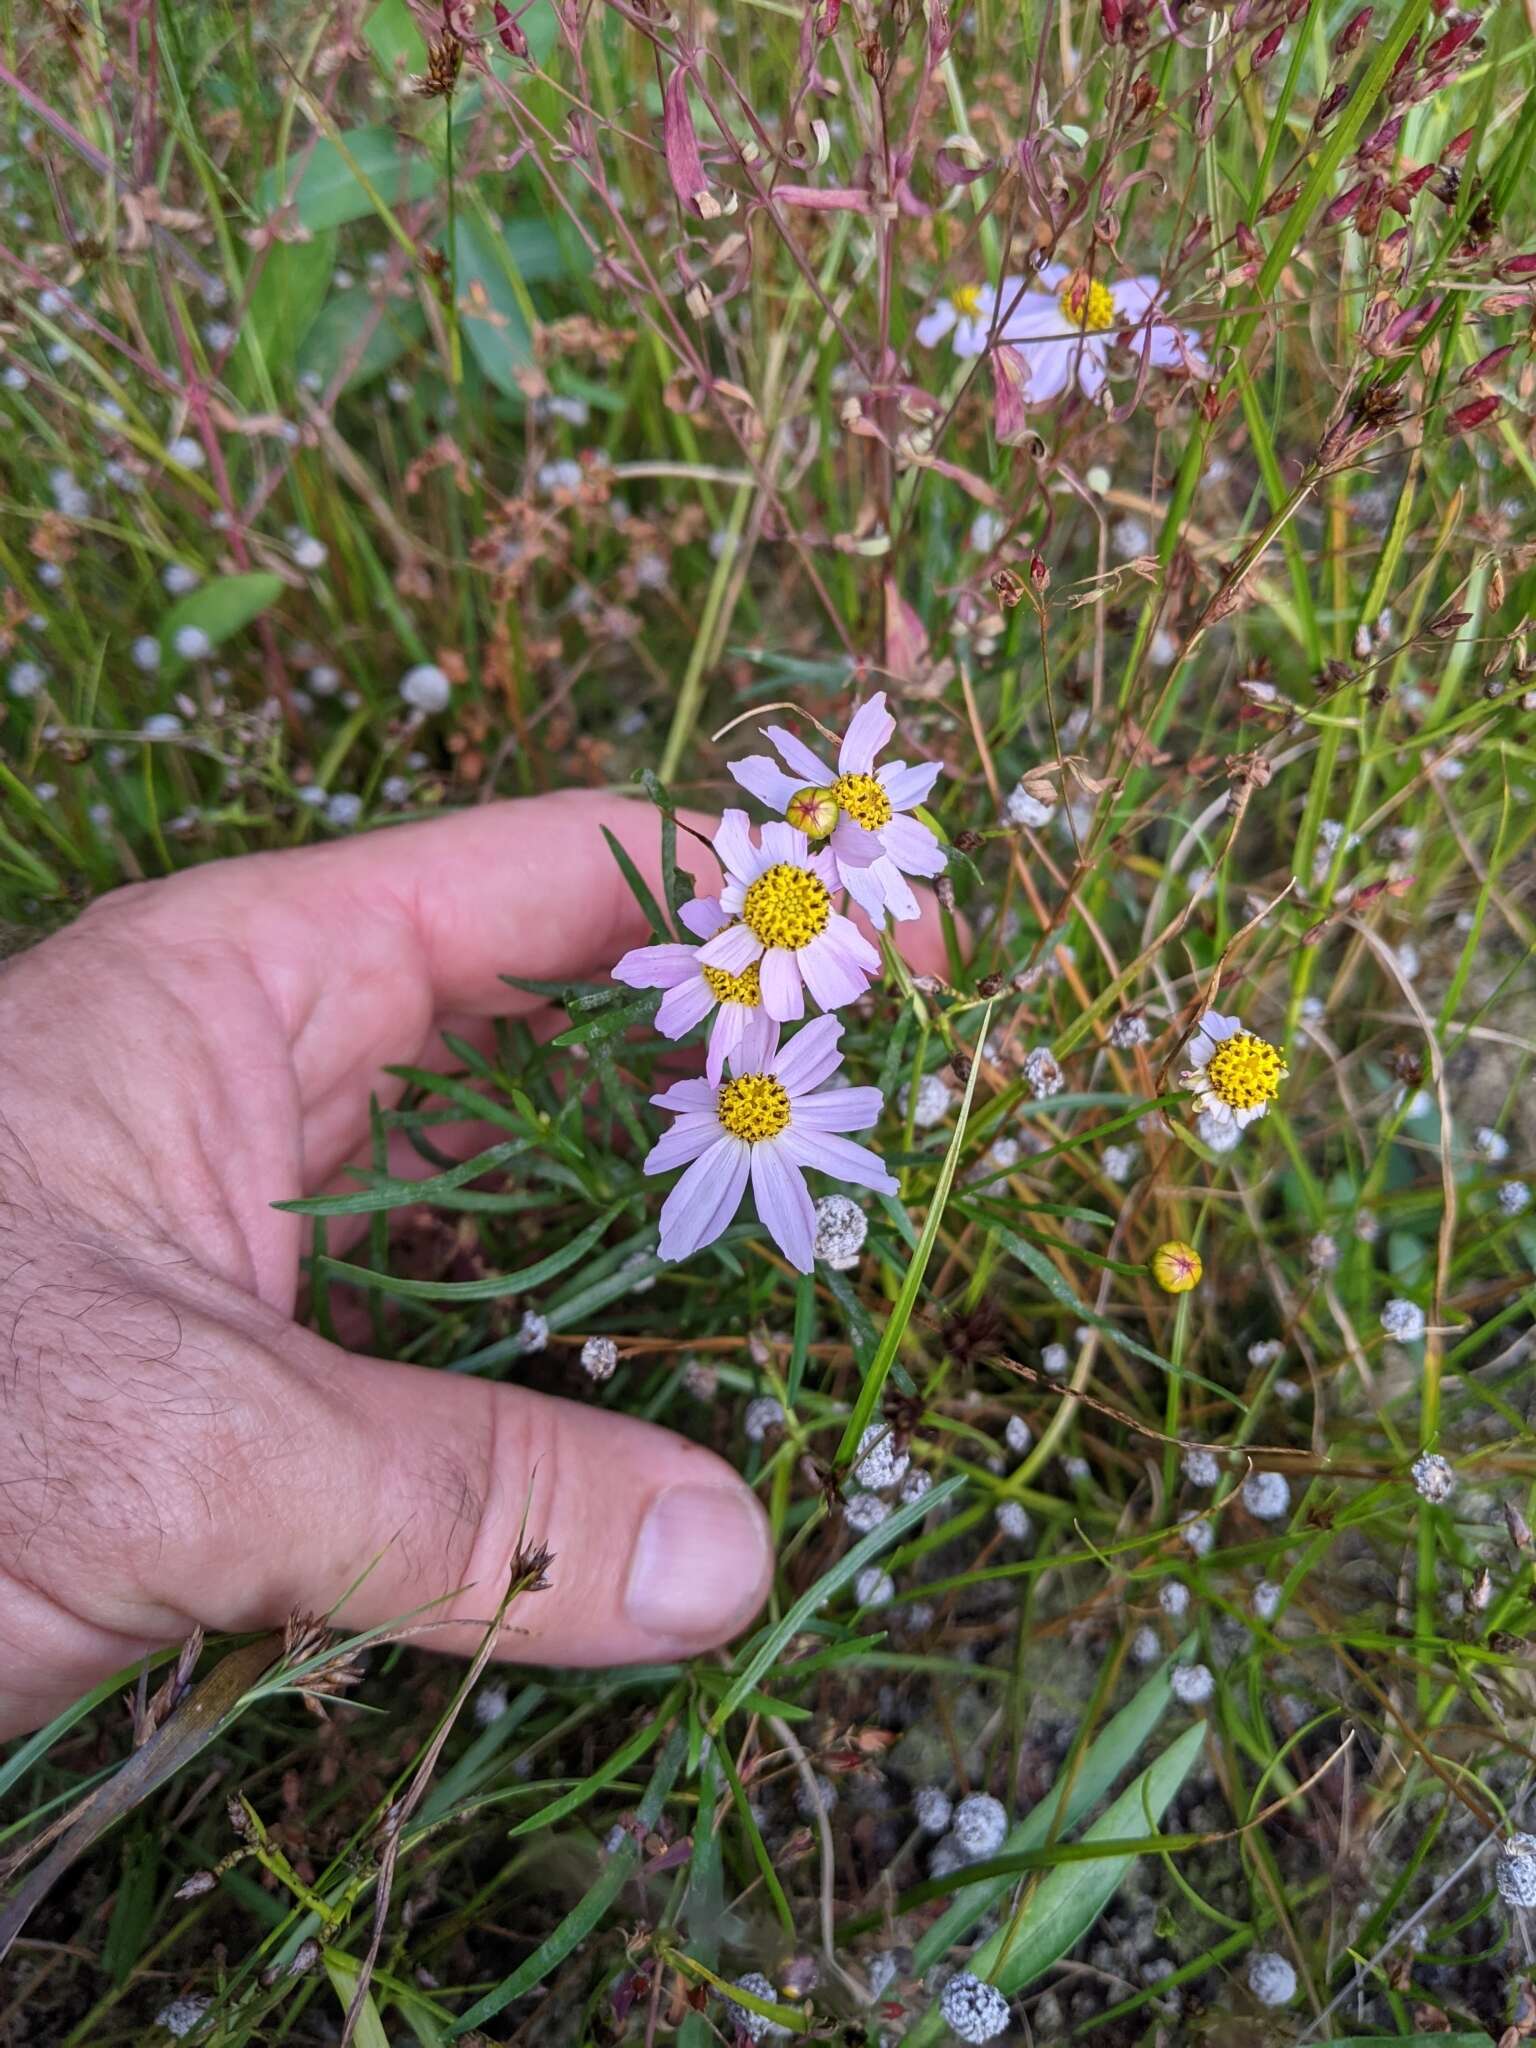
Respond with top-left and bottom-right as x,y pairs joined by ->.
0,793 -> 943,1737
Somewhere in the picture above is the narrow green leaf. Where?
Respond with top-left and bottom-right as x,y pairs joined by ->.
316,1204 -> 619,1301
275,1139 -> 529,1216
506,1687 -> 680,1838
600,824 -> 671,940
447,1729 -> 686,2034
708,1477 -> 965,1733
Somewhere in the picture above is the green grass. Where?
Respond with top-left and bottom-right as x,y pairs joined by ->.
3,0 -> 1536,2041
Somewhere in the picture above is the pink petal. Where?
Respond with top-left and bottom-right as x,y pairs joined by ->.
1075,340 -> 1109,400
658,1137 -> 750,1261
612,942 -> 698,990
760,947 -> 805,1021
837,692 -> 894,776
729,754 -> 804,813
792,1086 -> 884,1132
706,1001 -> 743,1084
800,928 -> 874,1011
679,895 -> 728,939
780,1126 -> 898,1194
837,857 -> 888,930
870,855 -> 920,922
651,1076 -> 717,1113
760,820 -> 809,867
880,813 -> 946,879
735,1004 -> 778,1075
823,911 -> 882,972
773,1013 -> 844,1094
880,759 -> 941,810
698,923 -> 762,973
1018,336 -> 1073,404
763,723 -> 832,785
996,292 -> 1061,343
750,1140 -> 816,1270
644,1114 -> 724,1175
655,972 -> 716,1039
915,305 -> 958,348
830,816 -> 880,868
713,807 -> 761,883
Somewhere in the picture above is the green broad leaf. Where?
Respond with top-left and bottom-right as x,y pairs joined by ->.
238,230 -> 337,392
299,288 -> 427,392
452,213 -> 535,396
259,126 -> 439,231
158,573 -> 284,674
902,1720 -> 1206,2048
363,0 -> 426,78
910,1660 -> 1181,1973
501,216 -> 576,285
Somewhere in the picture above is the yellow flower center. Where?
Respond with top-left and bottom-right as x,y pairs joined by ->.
742,863 -> 830,951
952,284 -> 984,317
1058,274 -> 1115,334
833,771 -> 893,831
717,1073 -> 792,1142
1205,1032 -> 1287,1111
701,956 -> 762,1007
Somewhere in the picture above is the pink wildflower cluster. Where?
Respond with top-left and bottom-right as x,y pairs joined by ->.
613,694 -> 944,1269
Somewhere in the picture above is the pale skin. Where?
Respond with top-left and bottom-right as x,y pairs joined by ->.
0,792 -> 944,1738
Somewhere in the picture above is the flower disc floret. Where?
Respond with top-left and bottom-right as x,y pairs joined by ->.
743,863 -> 830,951
718,1073 -> 792,1142
952,1792 -> 1008,1858
1060,273 -> 1116,332
1248,1951 -> 1297,2007
833,770 -> 894,830
1497,1836 -> 1536,1908
702,958 -> 763,1007
939,1972 -> 1010,2044
1204,1031 -> 1287,1113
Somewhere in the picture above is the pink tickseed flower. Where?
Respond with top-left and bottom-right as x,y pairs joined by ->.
696,810 -> 882,1018
644,1016 -> 896,1271
612,896 -> 776,1085
726,694 -> 944,930
915,279 -> 1019,357
980,266 -> 1209,404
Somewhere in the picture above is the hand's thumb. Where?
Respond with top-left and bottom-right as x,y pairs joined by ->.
281,1336 -> 774,1665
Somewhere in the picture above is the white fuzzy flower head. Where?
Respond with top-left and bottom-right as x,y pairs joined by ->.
844,1491 -> 890,1534
854,1422 -> 910,1492
290,533 -> 328,571
155,1997 -> 212,2039
166,434 -> 205,468
1062,1453 -> 1091,1482
401,662 -> 452,714
1248,1339 -> 1284,1369
8,658 -> 46,698
131,634 -> 162,672
1181,1011 -> 1287,1132
1170,1661 -> 1214,1705
142,711 -> 183,738
473,1680 -> 510,1726
682,1358 -> 718,1399
744,1396 -> 784,1442
938,1972 -> 1011,2044
1411,1452 -> 1455,1504
995,1500 -> 1031,1542
172,625 -> 212,660
518,1309 -> 549,1354
1130,1623 -> 1161,1665
1251,1581 -> 1281,1623
855,1566 -> 895,1608
1023,1046 -> 1063,1099
580,1336 -> 618,1381
325,792 -> 362,829
729,1971 -> 790,2041
1475,1125 -> 1511,1164
1355,1208 -> 1380,1242
952,1793 -> 1008,1859
1004,781 -> 1055,829
1108,1009 -> 1151,1050
1500,1181 -> 1531,1217
1102,1143 -> 1137,1183
1308,1231 -> 1339,1273
1496,1835 -> 1536,1909
1180,1511 -> 1214,1557
914,1785 -> 952,1833
1241,1471 -> 1290,1522
1182,1448 -> 1220,1489
1247,1951 -> 1297,2006
903,1071 -> 954,1129
900,1467 -> 933,1506
1041,1341 -> 1069,1377
814,1193 -> 867,1269
795,1773 -> 837,1818
1381,1297 -> 1426,1344
1159,1581 -> 1189,1619
1005,1415 -> 1032,1456
928,1833 -> 965,1879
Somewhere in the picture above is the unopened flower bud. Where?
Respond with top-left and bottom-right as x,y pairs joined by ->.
1151,1241 -> 1203,1294
786,785 -> 840,838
